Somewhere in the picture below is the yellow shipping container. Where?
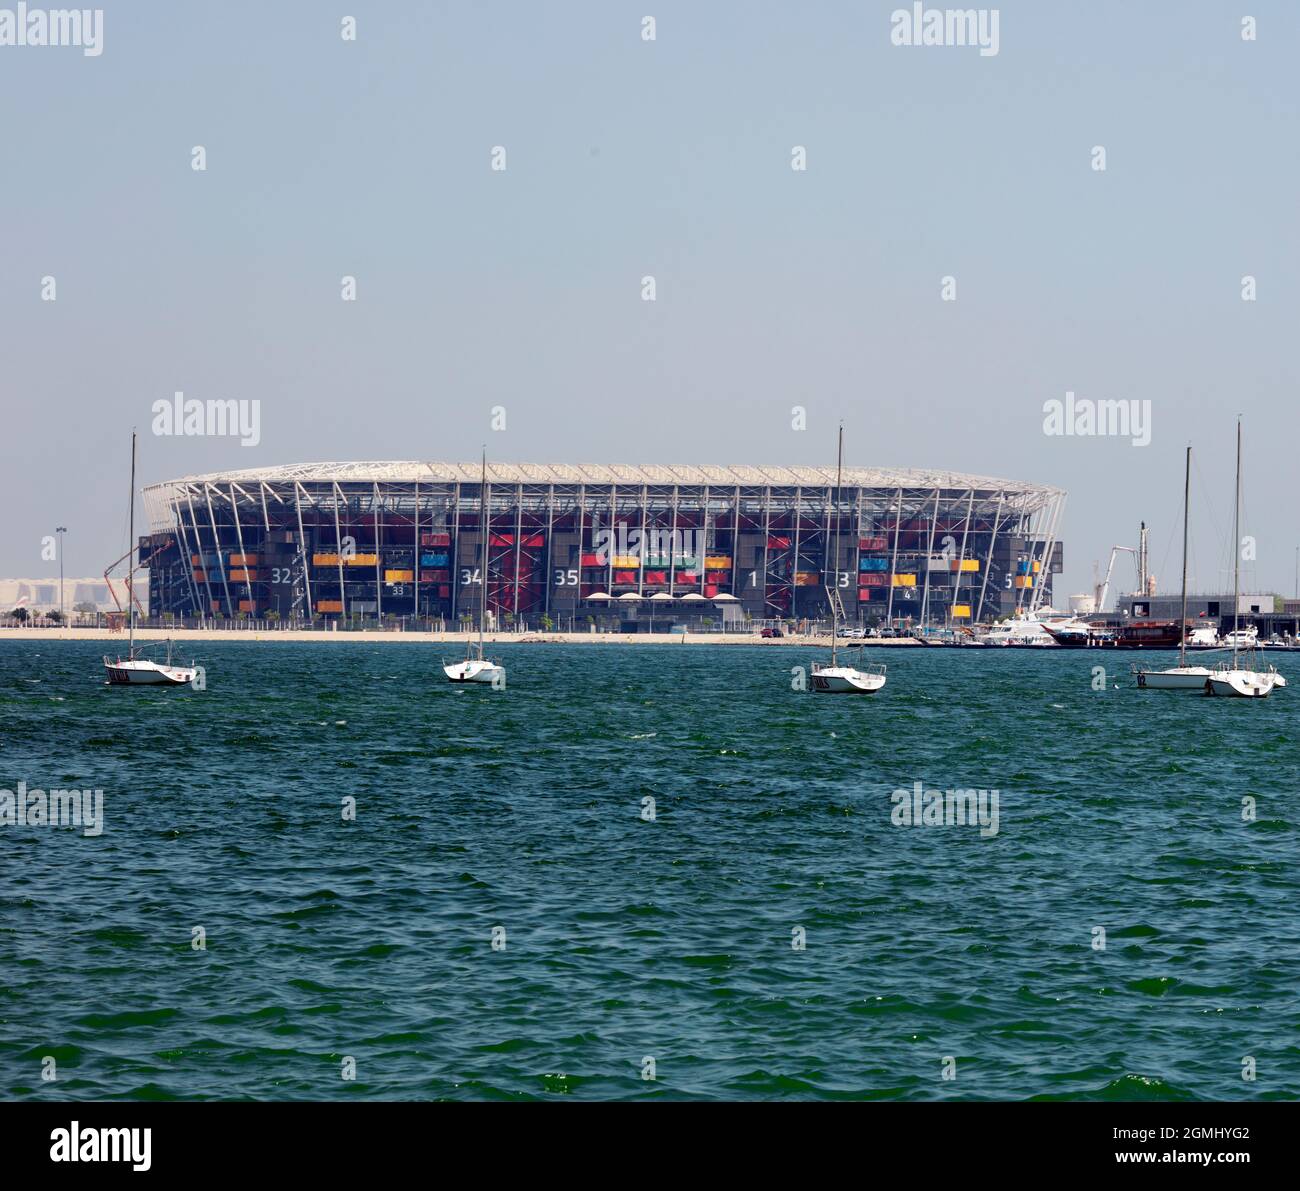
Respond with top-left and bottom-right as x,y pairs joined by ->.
346,553 -> 379,566
891,573 -> 917,586
611,555 -> 641,569
794,572 -> 821,586
385,569 -> 414,583
316,599 -> 344,612
1032,560 -> 1042,573
704,556 -> 730,569
1014,576 -> 1034,589
312,553 -> 340,567
229,553 -> 259,566
951,559 -> 979,572
952,604 -> 972,618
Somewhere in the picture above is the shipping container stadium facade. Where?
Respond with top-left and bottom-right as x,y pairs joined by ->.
140,462 -> 1065,626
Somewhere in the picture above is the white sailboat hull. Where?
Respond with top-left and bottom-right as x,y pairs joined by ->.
104,658 -> 195,686
443,658 -> 505,685
1136,666 -> 1214,691
1206,669 -> 1276,698
811,664 -> 886,694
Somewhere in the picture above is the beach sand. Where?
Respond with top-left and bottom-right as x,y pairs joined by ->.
0,627 -> 923,647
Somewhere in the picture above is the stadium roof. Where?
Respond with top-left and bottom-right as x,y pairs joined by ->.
149,460 -> 1062,496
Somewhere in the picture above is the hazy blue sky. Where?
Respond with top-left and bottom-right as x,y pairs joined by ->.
1,1 -> 1296,600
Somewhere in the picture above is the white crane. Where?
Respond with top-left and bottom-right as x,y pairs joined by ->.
1092,545 -> 1138,614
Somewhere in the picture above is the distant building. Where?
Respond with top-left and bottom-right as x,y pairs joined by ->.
139,461 -> 1066,625
0,578 -> 119,613
1123,594 -> 1274,620
1120,592 -> 1300,638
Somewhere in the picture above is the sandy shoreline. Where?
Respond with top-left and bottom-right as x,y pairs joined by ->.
0,627 -> 924,647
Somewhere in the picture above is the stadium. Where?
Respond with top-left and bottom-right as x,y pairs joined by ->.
139,462 -> 1065,627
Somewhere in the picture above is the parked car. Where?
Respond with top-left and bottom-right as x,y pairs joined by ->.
760,626 -> 783,638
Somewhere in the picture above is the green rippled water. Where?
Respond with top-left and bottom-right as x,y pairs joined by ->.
1,640 -> 1297,1100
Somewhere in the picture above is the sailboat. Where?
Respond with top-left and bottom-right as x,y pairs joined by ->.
103,432 -> 197,687
810,424 -> 886,694
443,450 -> 506,686
1206,419 -> 1278,698
1135,446 -> 1213,690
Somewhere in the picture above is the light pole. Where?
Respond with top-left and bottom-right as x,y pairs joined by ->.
55,526 -> 67,623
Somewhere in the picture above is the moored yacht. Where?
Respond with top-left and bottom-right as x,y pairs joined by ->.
103,432 -> 197,688
443,449 -> 506,687
1205,421 -> 1278,698
1221,626 -> 1258,650
980,609 -> 1078,646
1136,446 -> 1214,691
810,425 -> 886,695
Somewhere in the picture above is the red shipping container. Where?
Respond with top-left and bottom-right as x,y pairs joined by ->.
644,571 -> 668,585
710,570 -> 731,585
704,584 -> 718,598
674,571 -> 697,584
614,570 -> 637,584
858,588 -> 872,601
438,585 -> 450,598
859,573 -> 886,587
580,553 -> 602,568
767,536 -> 791,549
858,536 -> 888,551
420,532 -> 451,547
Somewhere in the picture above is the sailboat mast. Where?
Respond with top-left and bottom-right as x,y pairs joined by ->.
832,422 -> 843,667
128,430 -> 136,654
1232,419 -> 1241,664
480,448 -> 488,653
1179,445 -> 1189,667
